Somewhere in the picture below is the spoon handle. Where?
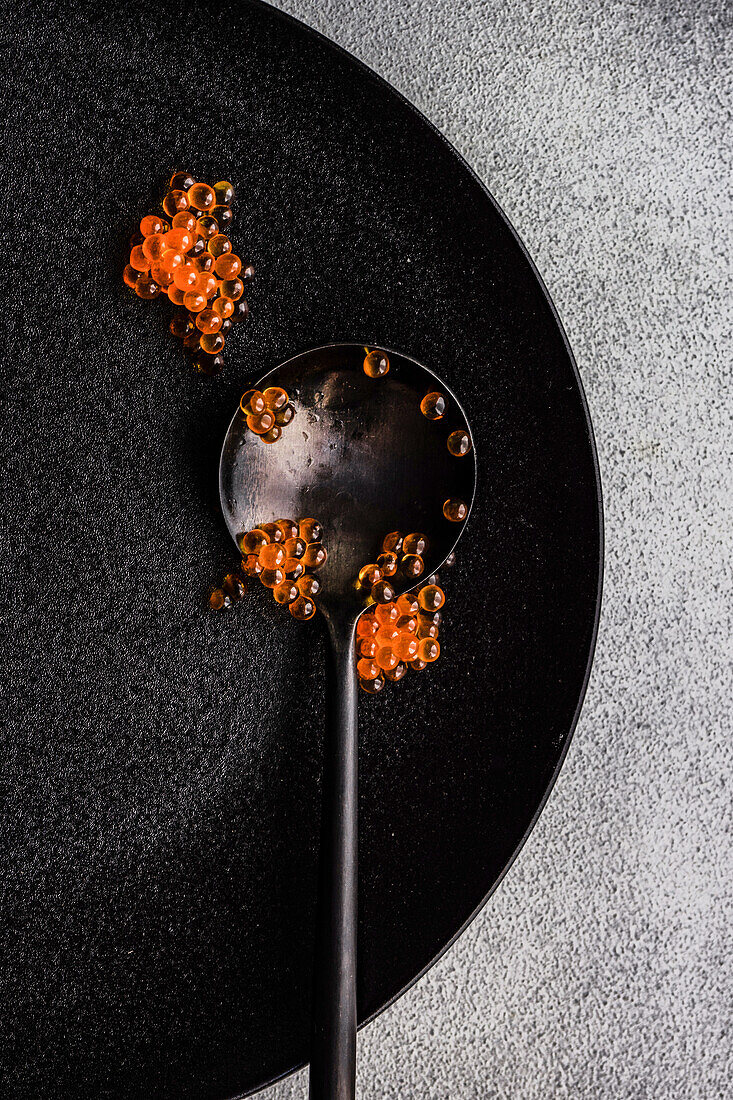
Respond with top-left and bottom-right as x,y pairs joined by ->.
309,616 -> 359,1100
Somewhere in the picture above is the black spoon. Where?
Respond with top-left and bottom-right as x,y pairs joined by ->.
219,343 -> 476,1100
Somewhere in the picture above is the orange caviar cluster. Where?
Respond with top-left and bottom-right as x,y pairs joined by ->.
355,540 -> 456,694
210,518 -> 326,619
123,172 -> 254,376
239,386 -> 295,445
356,529 -> 437,603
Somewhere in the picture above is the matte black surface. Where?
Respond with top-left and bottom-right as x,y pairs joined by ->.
0,2 -> 602,1098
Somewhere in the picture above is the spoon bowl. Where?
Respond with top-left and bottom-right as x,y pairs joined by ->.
219,343 -> 476,621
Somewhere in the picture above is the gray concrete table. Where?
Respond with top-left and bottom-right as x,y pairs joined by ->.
264,2 -> 733,1096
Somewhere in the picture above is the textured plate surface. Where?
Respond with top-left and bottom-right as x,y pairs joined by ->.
0,1 -> 601,1098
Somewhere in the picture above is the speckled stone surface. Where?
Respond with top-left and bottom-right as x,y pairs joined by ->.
260,1 -> 732,1099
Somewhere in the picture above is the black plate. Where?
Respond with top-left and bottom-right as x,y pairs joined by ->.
0,2 -> 602,1098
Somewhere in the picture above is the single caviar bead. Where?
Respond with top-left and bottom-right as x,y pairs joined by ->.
297,573 -> 321,598
358,637 -> 378,660
241,554 -> 262,577
230,298 -> 249,321
443,498 -> 468,522
259,542 -> 285,569
374,602 -> 399,626
192,236 -> 207,259
299,518 -> 322,543
418,608 -> 443,628
173,264 -> 198,291
129,245 -> 150,271
208,233 -> 231,258
396,635 -> 419,662
196,215 -> 218,240
188,182 -> 215,211
172,210 -> 198,232
357,658 -> 380,681
359,673 -> 385,694
371,579 -> 396,604
169,171 -> 195,191
376,625 -> 400,647
169,312 -> 194,339
142,233 -> 166,262
196,308 -> 222,334
240,528 -> 268,555
417,619 -> 439,640
162,189 -> 189,217
222,572 -> 246,600
262,386 -> 288,411
214,252 -> 242,279
420,391 -> 446,419
240,389 -> 266,416
303,543 -> 327,569
403,532 -> 427,556
135,275 -> 160,299
195,271 -> 218,298
276,519 -> 299,541
140,214 -> 165,237
168,285 -> 186,305
275,403 -> 295,427
385,662 -> 408,682
260,566 -> 285,589
363,349 -> 389,378
150,262 -> 173,287
260,522 -> 283,542
401,554 -> 424,579
247,410 -> 275,435
418,638 -> 440,663
290,595 -> 316,621
184,290 -> 206,313
212,203 -> 232,228
358,563 -> 381,589
396,614 -> 418,634
376,646 -> 399,672
164,227 -> 193,253
284,558 -> 304,580
262,425 -> 282,444
160,249 -> 184,273
376,552 -> 398,576
220,277 -> 244,301
418,584 -> 445,612
410,657 -> 427,672
201,332 -> 225,354
273,579 -> 298,605
193,351 -> 224,375
284,536 -> 306,559
213,296 -> 234,320
356,613 -> 378,638
382,531 -> 403,554
123,264 -> 141,288
447,429 -> 472,457
214,180 -> 235,205
192,251 -> 214,272
396,592 -> 419,617
209,588 -> 229,610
